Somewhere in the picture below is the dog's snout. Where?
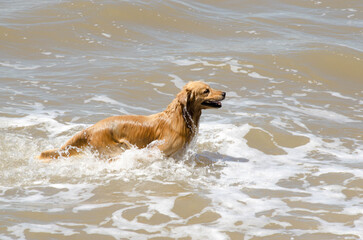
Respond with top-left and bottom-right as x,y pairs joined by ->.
221,92 -> 226,99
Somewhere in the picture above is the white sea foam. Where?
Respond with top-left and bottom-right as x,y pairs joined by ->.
190,67 -> 204,71
153,87 -> 174,96
0,115 -> 77,138
0,61 -> 41,70
41,51 -> 52,55
84,95 -> 154,114
101,33 -> 111,38
325,91 -> 357,101
229,63 -> 248,74
172,58 -> 228,68
146,81 -> 165,87
8,223 -> 77,239
1,120 -> 362,239
292,92 -> 307,97
248,72 -> 274,80
73,203 -> 115,213
1,70 -> 361,239
84,95 -> 120,105
281,102 -> 359,123
172,59 -> 199,66
168,74 -> 186,89
245,30 -> 259,35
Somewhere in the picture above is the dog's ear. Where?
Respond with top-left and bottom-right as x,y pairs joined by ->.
177,87 -> 191,106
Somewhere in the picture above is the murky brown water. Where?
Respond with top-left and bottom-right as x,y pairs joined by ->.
1,0 -> 362,239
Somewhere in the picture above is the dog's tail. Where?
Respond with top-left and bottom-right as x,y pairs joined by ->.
37,130 -> 89,162
37,148 -> 61,161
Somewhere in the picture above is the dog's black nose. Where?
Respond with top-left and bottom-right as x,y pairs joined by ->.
222,92 -> 226,98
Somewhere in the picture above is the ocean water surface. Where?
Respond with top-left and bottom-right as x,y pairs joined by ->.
0,0 -> 362,239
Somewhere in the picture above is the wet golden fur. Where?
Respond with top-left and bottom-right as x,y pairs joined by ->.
38,81 -> 225,161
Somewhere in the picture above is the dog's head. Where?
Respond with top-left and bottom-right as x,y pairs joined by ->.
178,81 -> 226,110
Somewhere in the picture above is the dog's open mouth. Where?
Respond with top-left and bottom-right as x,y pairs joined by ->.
202,100 -> 222,108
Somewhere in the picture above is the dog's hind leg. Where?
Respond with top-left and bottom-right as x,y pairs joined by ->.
38,130 -> 89,161
99,139 -> 133,162
117,139 -> 133,150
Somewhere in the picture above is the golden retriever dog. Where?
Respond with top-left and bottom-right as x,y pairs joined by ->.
38,81 -> 226,161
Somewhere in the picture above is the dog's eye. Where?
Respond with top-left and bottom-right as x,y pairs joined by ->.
203,89 -> 210,94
